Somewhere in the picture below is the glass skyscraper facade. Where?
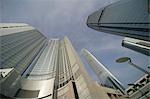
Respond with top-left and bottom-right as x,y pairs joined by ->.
87,0 -> 149,41
0,29 -> 47,75
0,23 -> 127,99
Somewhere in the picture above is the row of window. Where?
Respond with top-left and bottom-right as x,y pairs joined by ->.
1,34 -> 41,55
58,41 -> 73,85
27,40 -> 59,80
1,35 -> 44,65
0,30 -> 40,45
1,36 -> 46,72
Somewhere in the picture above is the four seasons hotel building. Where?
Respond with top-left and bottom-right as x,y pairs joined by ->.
0,23 -> 127,99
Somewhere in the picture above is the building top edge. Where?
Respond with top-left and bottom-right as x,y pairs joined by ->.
0,23 -> 29,28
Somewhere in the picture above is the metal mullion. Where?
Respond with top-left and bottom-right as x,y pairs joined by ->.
53,40 -> 60,99
59,48 -> 63,83
1,36 -> 44,68
52,40 -> 59,78
64,44 -> 74,80
1,35 -> 42,65
20,38 -> 46,73
16,37 -> 45,71
1,31 -> 37,47
29,41 -> 51,75
62,44 -> 68,80
23,40 -> 47,77
47,40 -> 56,78
62,46 -> 67,82
37,40 -> 53,75
1,33 -> 41,55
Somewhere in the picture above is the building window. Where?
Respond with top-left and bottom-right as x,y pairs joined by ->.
15,89 -> 39,98
107,93 -> 112,99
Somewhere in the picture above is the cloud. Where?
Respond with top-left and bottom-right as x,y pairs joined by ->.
1,0 -> 118,37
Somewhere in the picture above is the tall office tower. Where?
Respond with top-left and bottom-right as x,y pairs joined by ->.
122,37 -> 150,56
0,23 -> 48,98
82,49 -> 125,94
87,0 -> 149,41
0,23 -> 127,99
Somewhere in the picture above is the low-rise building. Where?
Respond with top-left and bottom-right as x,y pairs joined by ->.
126,74 -> 150,99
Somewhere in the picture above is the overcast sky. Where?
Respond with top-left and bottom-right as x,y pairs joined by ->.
0,0 -> 149,88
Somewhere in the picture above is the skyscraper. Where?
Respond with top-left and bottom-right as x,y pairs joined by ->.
82,49 -> 125,94
87,0 -> 149,41
0,23 -> 127,99
122,37 -> 150,56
